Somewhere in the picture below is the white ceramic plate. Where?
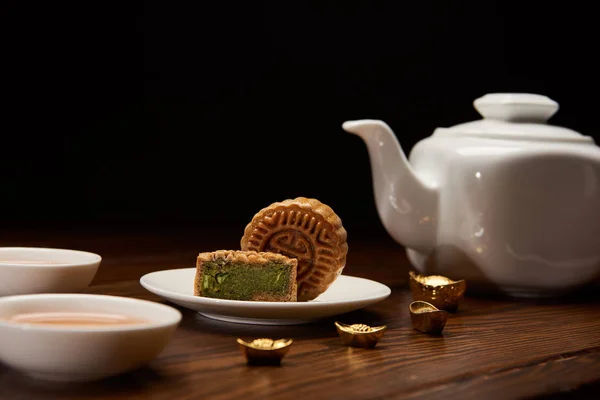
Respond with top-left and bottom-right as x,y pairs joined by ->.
140,268 -> 391,325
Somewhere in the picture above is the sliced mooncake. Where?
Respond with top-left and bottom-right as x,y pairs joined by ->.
194,250 -> 298,302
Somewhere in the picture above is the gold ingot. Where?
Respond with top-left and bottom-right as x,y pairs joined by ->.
409,271 -> 466,312
409,301 -> 449,334
237,338 -> 293,365
334,321 -> 387,348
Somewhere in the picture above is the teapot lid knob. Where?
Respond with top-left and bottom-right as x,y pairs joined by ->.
473,93 -> 559,123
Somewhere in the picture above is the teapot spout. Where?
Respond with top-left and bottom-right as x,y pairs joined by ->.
342,119 -> 438,252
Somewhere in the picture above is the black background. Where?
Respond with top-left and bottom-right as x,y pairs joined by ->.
4,1 -> 600,239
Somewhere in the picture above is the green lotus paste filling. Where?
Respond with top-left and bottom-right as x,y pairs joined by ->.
201,260 -> 292,300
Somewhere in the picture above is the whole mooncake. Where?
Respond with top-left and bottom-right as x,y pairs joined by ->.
240,197 -> 348,301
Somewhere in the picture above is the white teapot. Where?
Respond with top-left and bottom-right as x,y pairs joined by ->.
343,93 -> 600,297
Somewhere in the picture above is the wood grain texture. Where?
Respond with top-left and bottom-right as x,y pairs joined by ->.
0,228 -> 599,400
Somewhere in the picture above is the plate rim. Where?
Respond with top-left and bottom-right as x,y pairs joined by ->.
139,267 -> 391,309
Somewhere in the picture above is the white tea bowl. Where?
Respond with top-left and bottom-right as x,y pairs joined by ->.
0,293 -> 182,382
0,247 -> 102,296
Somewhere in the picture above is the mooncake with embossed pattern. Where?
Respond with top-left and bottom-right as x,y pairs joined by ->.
240,197 -> 348,301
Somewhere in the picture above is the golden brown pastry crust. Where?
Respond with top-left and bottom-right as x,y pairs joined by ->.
240,197 -> 348,301
197,249 -> 295,265
194,250 -> 298,302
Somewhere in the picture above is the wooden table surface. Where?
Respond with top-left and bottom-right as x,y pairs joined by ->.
1,226 -> 599,400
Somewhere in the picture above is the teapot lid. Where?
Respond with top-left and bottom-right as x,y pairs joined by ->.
435,93 -> 594,144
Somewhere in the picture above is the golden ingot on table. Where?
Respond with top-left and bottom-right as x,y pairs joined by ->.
409,301 -> 449,334
237,338 -> 293,365
334,321 -> 387,348
409,271 -> 466,312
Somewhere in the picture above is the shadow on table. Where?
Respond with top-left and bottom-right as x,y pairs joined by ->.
0,365 -> 172,398
463,280 -> 600,306
176,307 -> 390,339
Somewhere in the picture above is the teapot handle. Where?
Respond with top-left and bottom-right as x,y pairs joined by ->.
473,93 -> 559,123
